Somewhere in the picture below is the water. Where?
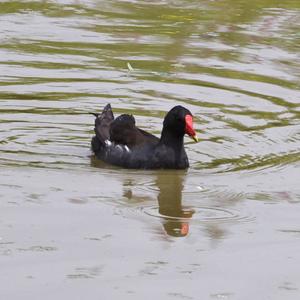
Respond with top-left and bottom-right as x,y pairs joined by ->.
0,0 -> 300,299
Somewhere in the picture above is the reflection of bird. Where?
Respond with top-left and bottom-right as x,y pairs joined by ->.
91,104 -> 198,169
157,171 -> 195,237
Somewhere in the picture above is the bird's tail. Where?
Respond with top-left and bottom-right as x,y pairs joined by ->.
90,104 -> 114,152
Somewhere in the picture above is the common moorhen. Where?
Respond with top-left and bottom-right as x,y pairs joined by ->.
91,104 -> 198,169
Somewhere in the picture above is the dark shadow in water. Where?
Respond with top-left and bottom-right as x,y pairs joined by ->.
90,155 -> 194,237
120,169 -> 195,237
91,156 -> 230,239
123,169 -> 229,241
155,171 -> 195,237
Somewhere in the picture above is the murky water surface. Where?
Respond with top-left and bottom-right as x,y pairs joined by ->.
0,0 -> 300,299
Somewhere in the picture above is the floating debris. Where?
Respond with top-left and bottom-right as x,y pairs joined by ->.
127,62 -> 134,71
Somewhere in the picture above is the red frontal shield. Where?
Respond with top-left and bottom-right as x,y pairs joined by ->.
185,115 -> 198,142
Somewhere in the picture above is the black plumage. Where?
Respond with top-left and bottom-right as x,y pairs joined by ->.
91,104 -> 198,169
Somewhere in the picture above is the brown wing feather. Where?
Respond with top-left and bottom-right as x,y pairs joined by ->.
110,115 -> 159,148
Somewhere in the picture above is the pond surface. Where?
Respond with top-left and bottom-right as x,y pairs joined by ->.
0,0 -> 300,299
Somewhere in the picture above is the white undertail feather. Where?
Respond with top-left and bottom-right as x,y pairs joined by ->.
105,140 -> 112,146
104,139 -> 131,153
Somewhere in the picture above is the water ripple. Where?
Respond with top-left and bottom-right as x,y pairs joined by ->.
0,1 -> 299,178
142,205 -> 254,224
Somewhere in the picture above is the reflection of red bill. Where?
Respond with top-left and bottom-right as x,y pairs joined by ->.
181,223 -> 189,236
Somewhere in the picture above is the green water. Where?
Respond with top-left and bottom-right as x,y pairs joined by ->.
0,1 -> 300,299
